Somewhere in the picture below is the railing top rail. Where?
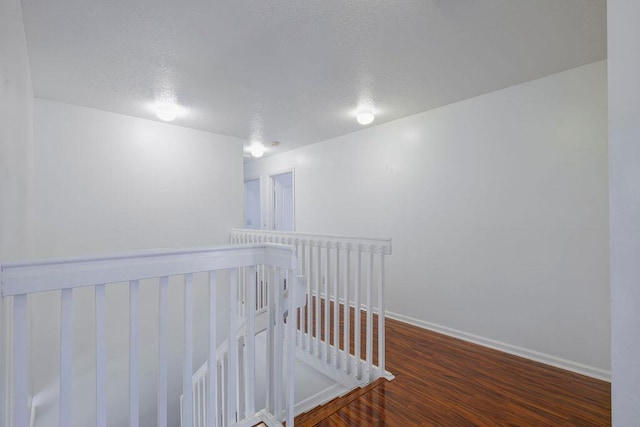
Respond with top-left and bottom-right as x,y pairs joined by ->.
1,243 -> 296,297
231,229 -> 392,254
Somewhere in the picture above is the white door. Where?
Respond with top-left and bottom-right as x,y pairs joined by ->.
271,172 -> 294,231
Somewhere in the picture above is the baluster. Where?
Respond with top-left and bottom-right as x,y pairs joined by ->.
207,271 -> 218,427
273,267 -> 283,418
129,280 -> 140,427
265,266 -> 273,412
303,242 -> 311,353
286,270 -> 297,427
354,246 -> 362,380
183,274 -> 194,427
378,250 -> 386,375
333,244 -> 340,369
295,239 -> 302,347
221,358 -> 226,426
95,284 -> 107,427
246,266 -> 257,416
158,277 -> 168,427
366,248 -> 374,381
60,288 -> 73,427
227,269 -> 238,423
324,242 -> 330,364
343,246 -> 351,374
315,242 -> 321,359
308,243 -> 315,356
13,294 -> 28,427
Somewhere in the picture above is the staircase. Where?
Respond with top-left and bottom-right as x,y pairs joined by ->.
182,275 -> 306,426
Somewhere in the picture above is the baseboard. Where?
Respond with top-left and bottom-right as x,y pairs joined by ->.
294,383 -> 350,417
386,311 -> 611,382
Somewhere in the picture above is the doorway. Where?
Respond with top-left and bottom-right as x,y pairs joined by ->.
270,171 -> 294,231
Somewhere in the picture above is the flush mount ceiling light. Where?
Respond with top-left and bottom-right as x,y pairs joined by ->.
356,110 -> 375,125
250,144 -> 265,158
155,103 -> 179,122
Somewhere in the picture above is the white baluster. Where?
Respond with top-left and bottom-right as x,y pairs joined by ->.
324,242 -> 330,364
343,246 -> 351,374
183,274 -> 194,427
303,242 -> 311,353
315,242 -> 321,359
207,271 -> 218,427
221,358 -> 226,426
286,270 -> 297,427
366,248 -> 374,382
158,277 -> 168,427
273,268 -> 283,419
265,266 -> 273,412
13,294 -> 28,427
246,266 -> 256,416
228,269 -> 238,423
354,246 -> 362,380
95,284 -> 107,427
378,250 -> 386,376
130,280 -> 140,427
308,243 -> 315,356
60,288 -> 73,427
333,244 -> 340,369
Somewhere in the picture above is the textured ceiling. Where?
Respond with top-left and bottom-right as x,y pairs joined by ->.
21,0 -> 606,157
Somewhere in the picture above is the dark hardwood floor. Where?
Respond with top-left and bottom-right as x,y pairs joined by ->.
295,316 -> 611,426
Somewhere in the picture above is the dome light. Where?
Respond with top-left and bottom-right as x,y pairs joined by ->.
155,103 -> 179,122
356,110 -> 375,125
250,144 -> 265,158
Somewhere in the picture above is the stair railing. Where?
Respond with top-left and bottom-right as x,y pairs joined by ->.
0,243 -> 300,427
230,229 -> 393,389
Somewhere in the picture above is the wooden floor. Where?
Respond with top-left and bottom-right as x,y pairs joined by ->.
295,317 -> 611,426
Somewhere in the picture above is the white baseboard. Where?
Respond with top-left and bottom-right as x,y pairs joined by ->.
386,311 -> 611,382
294,383 -> 350,417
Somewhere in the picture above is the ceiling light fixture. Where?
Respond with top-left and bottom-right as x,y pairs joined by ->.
155,103 -> 179,122
250,144 -> 265,158
356,110 -> 375,125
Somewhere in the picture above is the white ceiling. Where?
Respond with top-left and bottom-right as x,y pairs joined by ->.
21,0 -> 606,157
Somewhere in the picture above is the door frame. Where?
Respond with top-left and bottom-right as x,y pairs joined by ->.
267,168 -> 295,231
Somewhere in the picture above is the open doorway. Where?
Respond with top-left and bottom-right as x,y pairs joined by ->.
243,170 -> 295,231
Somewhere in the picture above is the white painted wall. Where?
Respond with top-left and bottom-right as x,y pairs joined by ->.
29,99 -> 244,427
608,1 -> 640,423
31,99 -> 243,257
246,61 -> 610,377
244,178 -> 261,229
0,0 -> 33,261
0,0 -> 34,424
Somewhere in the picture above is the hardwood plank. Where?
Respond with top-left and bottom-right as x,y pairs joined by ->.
297,316 -> 611,426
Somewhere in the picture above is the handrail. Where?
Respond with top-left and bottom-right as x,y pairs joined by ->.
1,243 -> 295,296
231,229 -> 392,254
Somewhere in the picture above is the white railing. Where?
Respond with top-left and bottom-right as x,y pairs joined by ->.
230,229 -> 393,388
0,244 -> 300,427
184,274 -> 306,427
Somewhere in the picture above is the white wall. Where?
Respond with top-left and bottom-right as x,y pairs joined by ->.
608,1 -> 640,423
29,99 -> 244,427
0,0 -> 34,424
0,0 -> 33,261
246,61 -> 610,377
31,99 -> 243,257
